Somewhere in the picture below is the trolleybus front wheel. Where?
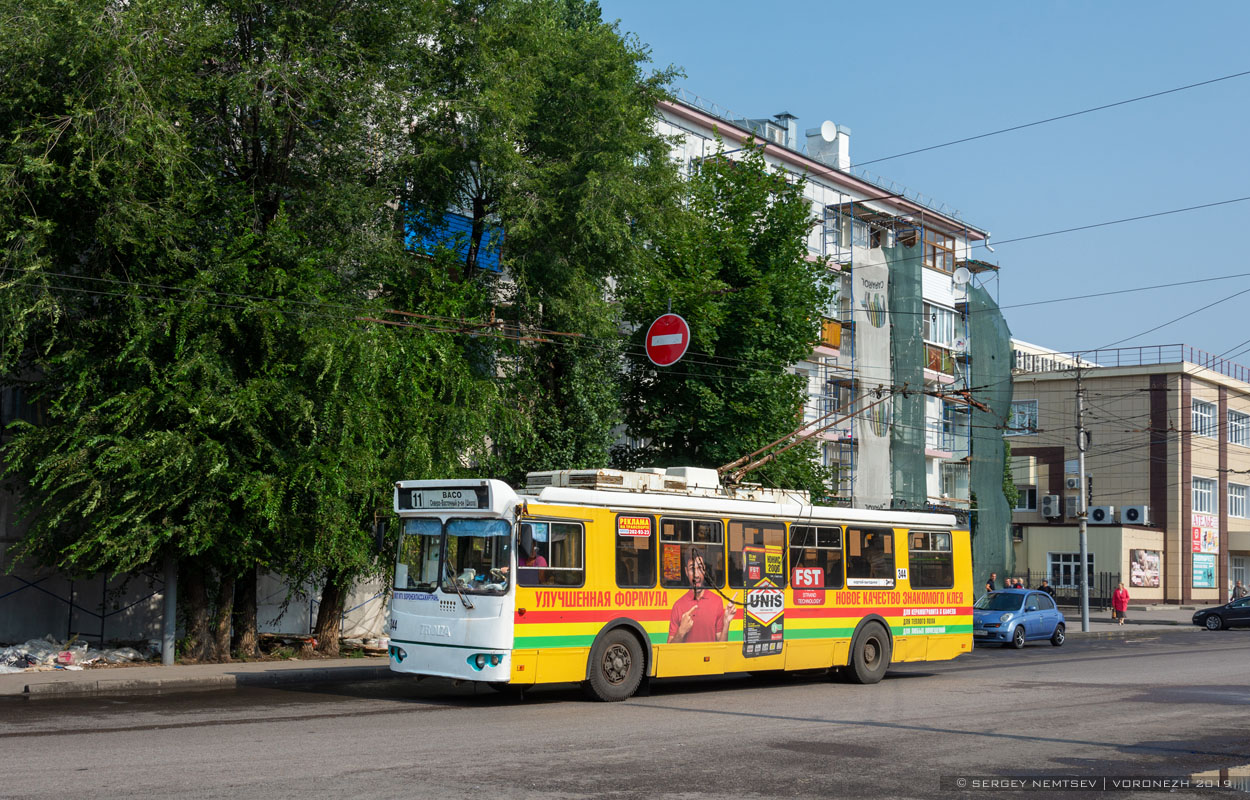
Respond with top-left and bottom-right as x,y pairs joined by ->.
847,621 -> 891,685
584,628 -> 643,702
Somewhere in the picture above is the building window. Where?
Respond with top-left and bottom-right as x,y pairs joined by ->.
922,303 -> 958,348
1192,400 -> 1218,439
1048,552 -> 1095,589
1230,484 -> 1249,519
923,229 -> 955,273
1006,400 -> 1038,436
941,461 -> 970,501
1015,486 -> 1037,511
1229,410 -> 1250,447
1193,477 -> 1217,514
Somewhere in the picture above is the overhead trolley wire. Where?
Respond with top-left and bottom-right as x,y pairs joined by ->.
854,68 -> 1250,167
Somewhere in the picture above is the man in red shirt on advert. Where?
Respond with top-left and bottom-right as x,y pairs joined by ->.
667,548 -> 737,643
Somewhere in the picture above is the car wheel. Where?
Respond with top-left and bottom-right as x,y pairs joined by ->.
846,621 -> 891,684
1011,625 -> 1026,649
1204,614 -> 1223,631
1050,624 -> 1065,647
583,628 -> 644,702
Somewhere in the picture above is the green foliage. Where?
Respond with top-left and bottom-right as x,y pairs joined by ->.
617,142 -> 837,496
405,0 -> 684,480
0,0 -> 500,594
1001,439 -> 1019,511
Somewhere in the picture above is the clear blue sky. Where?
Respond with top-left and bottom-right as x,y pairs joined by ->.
597,0 -> 1250,362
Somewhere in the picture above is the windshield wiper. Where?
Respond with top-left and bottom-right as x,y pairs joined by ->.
444,561 -> 475,609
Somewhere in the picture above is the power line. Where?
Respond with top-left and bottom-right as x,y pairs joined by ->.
977,195 -> 1250,249
1097,285 -> 1250,349
855,68 -> 1250,167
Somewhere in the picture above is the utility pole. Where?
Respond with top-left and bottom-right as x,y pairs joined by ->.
1076,362 -> 1090,632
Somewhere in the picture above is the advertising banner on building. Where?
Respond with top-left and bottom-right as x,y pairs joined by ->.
853,249 -> 891,508
1192,553 -> 1216,589
1130,549 -> 1160,588
1192,513 -> 1219,555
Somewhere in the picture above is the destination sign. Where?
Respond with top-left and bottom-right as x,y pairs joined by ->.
396,485 -> 489,511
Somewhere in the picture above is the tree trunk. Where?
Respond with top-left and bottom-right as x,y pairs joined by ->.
231,565 -> 259,658
210,571 -> 235,662
313,569 -> 348,657
181,559 -> 211,662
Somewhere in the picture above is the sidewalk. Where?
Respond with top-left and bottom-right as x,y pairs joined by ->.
0,655 -> 394,699
1059,602 -> 1201,637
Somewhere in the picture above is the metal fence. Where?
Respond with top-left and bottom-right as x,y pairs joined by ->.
1000,570 -> 1121,611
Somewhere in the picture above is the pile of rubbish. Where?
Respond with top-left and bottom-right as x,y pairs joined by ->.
0,635 -> 159,673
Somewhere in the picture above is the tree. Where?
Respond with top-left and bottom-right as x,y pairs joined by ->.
0,0 -> 502,659
617,142 -> 837,496
404,0 -> 684,481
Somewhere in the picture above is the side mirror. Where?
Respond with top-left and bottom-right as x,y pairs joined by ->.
519,522 -> 534,560
1026,605 -> 1038,612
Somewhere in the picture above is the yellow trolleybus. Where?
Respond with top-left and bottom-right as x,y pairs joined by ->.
388,467 -> 972,701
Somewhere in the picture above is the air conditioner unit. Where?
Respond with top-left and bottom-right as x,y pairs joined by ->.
1065,476 -> 1080,490
1122,505 -> 1152,526
1065,495 -> 1078,518
1089,505 -> 1116,524
1041,494 -> 1061,518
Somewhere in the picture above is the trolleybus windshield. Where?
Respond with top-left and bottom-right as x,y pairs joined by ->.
395,517 -> 511,595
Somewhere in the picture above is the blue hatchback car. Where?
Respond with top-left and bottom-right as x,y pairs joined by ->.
972,589 -> 1066,648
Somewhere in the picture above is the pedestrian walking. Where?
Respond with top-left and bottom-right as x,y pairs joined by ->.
1112,582 -> 1130,625
985,572 -> 997,593
1038,578 -> 1054,597
1233,580 -> 1247,600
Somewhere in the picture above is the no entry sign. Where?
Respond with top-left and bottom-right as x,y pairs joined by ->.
644,313 -> 690,367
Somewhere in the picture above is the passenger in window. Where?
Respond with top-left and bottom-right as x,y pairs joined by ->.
515,540 -> 547,584
667,548 -> 736,644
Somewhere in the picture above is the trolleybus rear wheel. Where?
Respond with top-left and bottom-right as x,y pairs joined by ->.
846,621 -> 891,685
584,628 -> 643,702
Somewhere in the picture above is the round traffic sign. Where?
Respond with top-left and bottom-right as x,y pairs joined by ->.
644,313 -> 690,367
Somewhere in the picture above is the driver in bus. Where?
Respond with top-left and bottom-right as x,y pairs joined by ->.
667,547 -> 736,644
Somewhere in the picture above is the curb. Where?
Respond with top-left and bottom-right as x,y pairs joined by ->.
19,663 -> 396,699
1067,626 -> 1199,640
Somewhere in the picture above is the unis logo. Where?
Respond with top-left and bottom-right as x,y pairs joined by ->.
746,587 -> 784,626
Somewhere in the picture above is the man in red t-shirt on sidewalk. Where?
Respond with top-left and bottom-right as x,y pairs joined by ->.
667,548 -> 737,643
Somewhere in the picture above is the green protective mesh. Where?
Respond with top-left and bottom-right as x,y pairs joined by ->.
967,282 -> 1014,580
887,244 -> 926,511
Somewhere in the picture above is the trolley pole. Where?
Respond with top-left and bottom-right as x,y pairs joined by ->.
1076,365 -> 1090,632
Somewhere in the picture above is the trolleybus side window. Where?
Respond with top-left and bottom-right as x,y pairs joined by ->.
659,518 -> 725,589
615,514 -> 655,588
845,527 -> 895,588
789,525 -> 844,589
396,518 -> 442,591
908,530 -> 954,589
518,520 -> 584,587
728,520 -> 787,589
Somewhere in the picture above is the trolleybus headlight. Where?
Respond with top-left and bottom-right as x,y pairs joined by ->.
489,654 -> 502,666
390,646 -> 407,663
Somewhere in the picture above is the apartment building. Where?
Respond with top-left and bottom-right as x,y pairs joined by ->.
1008,341 -> 1250,604
656,93 -> 1013,572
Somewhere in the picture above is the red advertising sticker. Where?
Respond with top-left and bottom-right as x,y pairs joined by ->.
794,589 -> 825,606
617,516 -> 651,537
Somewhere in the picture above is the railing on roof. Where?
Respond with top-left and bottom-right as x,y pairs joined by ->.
1068,344 -> 1250,384
669,88 -> 963,222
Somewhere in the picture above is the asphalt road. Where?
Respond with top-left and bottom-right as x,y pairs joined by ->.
3,629 -> 1248,799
